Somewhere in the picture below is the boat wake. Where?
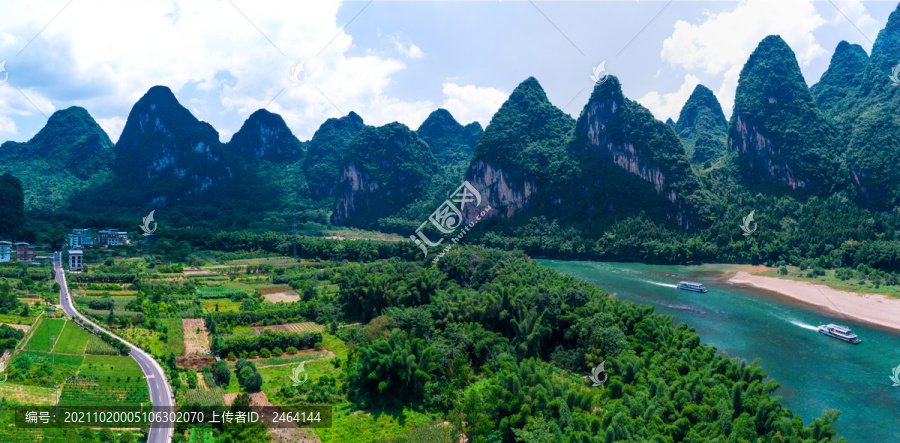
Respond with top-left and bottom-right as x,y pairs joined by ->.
647,281 -> 678,288
663,303 -> 706,314
789,320 -> 819,331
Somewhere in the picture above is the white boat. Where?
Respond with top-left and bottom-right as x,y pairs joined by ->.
817,324 -> 861,344
676,281 -> 707,293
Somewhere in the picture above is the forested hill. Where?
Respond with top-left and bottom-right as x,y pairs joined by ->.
728,35 -> 844,194
0,106 -> 113,212
674,84 -> 727,166
10,3 -> 900,276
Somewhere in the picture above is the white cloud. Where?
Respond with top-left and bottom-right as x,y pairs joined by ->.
660,0 -> 833,116
95,117 -> 125,143
830,0 -> 880,42
637,74 -> 701,123
0,115 -> 17,136
662,0 -> 827,75
389,34 -> 424,59
440,83 -> 508,127
0,0 -> 436,141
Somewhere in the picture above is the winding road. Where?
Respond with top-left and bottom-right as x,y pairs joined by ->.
53,252 -> 173,443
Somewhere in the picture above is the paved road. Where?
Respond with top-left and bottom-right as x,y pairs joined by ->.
54,252 -> 173,443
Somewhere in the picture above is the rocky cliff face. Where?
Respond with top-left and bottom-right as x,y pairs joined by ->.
463,77 -> 574,222
674,84 -> 728,164
303,111 -> 366,200
332,122 -> 438,229
114,86 -> 235,203
227,109 -> 303,162
728,35 -> 844,193
842,4 -> 900,210
570,76 -> 699,227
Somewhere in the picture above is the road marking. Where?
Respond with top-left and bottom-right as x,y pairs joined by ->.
146,374 -> 154,379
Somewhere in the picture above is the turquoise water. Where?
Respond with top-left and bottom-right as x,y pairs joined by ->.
538,260 -> 900,443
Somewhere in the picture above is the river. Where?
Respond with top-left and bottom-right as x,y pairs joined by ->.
537,260 -> 900,443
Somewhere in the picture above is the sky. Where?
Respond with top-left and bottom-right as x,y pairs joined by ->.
0,0 -> 895,145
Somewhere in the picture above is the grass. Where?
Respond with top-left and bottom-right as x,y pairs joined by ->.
59,354 -> 150,407
231,350 -> 331,369
23,318 -> 66,352
0,382 -> 56,404
0,314 -> 35,325
75,295 -> 136,308
200,299 -> 242,313
258,333 -> 346,399
85,334 -> 120,355
53,320 -> 92,354
315,403 -> 443,443
187,427 -> 216,443
117,322 -> 184,358
762,266 -> 900,299
184,387 -> 226,406
161,317 -> 186,356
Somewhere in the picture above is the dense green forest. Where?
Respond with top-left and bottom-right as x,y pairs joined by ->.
149,234 -> 843,442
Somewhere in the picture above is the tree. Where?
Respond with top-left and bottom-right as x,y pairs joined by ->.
214,361 -> 231,386
244,372 -> 263,392
99,427 -> 115,442
118,431 -> 136,443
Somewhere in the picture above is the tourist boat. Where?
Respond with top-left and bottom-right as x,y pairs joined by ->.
817,324 -> 862,344
676,281 -> 707,293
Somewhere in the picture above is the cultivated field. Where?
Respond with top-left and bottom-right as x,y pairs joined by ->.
262,291 -> 301,303
251,322 -> 325,334
0,383 -> 55,404
53,321 -> 92,354
183,318 -> 211,357
23,318 -> 66,352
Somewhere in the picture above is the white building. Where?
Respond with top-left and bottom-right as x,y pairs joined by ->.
0,241 -> 10,262
68,249 -> 83,272
68,229 -> 93,248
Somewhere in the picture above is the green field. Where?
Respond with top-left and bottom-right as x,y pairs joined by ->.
0,314 -> 35,325
187,427 -> 216,443
23,318 -> 66,352
316,403 -> 443,443
160,317 -> 185,356
59,355 -> 150,407
53,321 -> 92,354
85,334 -> 120,355
200,299 -> 242,313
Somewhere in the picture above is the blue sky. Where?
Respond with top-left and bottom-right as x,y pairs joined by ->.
0,1 -> 895,144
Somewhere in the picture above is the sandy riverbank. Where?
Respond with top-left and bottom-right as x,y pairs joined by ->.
727,271 -> 900,333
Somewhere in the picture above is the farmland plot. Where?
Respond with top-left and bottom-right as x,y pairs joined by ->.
183,318 -> 211,357
251,322 -> 325,334
53,321 -> 92,354
23,318 -> 66,352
